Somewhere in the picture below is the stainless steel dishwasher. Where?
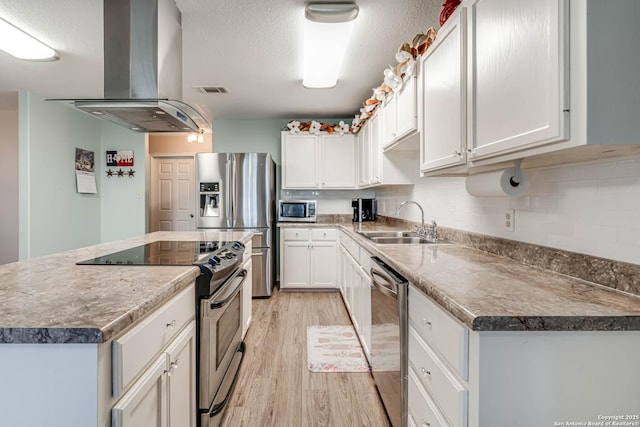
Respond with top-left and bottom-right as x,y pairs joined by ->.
370,256 -> 408,427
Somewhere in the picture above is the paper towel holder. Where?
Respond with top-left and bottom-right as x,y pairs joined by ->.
509,159 -> 524,188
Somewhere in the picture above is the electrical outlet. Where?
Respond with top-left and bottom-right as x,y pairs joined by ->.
504,209 -> 515,232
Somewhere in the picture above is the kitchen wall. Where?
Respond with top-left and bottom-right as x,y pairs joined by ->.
376,154 -> 640,265
17,93 -> 147,259
100,125 -> 147,241
148,133 -> 213,154
0,92 -> 19,264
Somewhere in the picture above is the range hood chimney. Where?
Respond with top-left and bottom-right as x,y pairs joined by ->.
52,0 -> 210,133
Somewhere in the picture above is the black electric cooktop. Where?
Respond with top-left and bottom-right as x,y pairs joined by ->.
76,241 -> 226,266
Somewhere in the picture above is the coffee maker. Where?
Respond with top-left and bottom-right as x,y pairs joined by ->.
352,198 -> 377,222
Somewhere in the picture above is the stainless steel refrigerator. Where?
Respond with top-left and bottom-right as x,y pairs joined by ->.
195,152 -> 276,297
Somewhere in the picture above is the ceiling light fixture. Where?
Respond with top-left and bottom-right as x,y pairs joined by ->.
303,3 -> 359,89
0,17 -> 59,61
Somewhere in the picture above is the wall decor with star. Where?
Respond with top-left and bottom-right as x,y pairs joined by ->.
105,150 -> 135,178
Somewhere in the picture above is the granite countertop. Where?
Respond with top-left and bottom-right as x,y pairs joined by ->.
0,230 -> 253,344
333,223 -> 640,332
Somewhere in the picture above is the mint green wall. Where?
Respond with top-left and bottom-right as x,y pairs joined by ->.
18,93 -> 147,259
100,125 -> 147,241
19,92 -> 102,258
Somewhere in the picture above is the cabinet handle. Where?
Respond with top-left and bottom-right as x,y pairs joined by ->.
420,419 -> 431,427
421,367 -> 431,378
454,150 -> 461,157
421,318 -> 432,328
164,360 -> 178,376
295,232 -> 299,237
467,148 -> 473,153
166,320 -> 177,330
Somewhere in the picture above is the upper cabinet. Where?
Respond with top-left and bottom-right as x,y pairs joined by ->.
382,76 -> 418,150
467,0 -> 568,161
357,110 -> 415,188
420,0 -> 640,175
282,131 -> 355,189
419,7 -> 467,174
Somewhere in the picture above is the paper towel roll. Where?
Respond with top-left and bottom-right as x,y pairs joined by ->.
465,167 -> 530,197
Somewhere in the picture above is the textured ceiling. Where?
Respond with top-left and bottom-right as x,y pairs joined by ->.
0,0 -> 442,122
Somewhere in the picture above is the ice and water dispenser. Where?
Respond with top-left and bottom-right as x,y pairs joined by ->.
199,182 -> 220,217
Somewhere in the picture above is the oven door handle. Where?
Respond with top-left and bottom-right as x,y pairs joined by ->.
210,269 -> 247,309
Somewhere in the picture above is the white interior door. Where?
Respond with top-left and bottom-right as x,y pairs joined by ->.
150,156 -> 195,232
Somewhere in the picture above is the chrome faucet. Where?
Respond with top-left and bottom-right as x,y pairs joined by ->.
396,201 -> 426,236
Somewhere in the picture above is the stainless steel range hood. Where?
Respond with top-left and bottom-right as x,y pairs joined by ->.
52,0 -> 210,133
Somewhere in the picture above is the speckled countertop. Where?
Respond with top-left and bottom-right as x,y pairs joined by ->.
0,230 -> 253,344
279,220 -> 640,331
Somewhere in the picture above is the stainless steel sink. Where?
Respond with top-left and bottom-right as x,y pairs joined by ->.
356,230 -> 447,245
357,231 -> 415,238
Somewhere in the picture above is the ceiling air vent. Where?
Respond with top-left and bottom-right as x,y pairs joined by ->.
194,86 -> 228,94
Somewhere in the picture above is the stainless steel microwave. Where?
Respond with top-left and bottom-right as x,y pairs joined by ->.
278,200 -> 317,222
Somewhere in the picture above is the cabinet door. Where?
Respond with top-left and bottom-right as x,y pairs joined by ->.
282,134 -> 318,188
357,124 -> 370,187
281,241 -> 310,288
310,241 -> 336,288
166,322 -> 196,427
468,0 -> 568,160
321,134 -> 355,188
396,76 -> 418,140
112,355 -> 167,427
382,95 -> 398,148
369,113 -> 382,185
358,270 -> 372,359
420,8 -> 467,173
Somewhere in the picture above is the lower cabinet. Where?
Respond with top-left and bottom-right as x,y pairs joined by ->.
280,228 -> 337,290
408,284 -> 640,427
113,320 -> 196,427
338,231 -> 372,360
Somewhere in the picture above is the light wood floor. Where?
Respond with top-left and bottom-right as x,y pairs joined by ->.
220,287 -> 391,427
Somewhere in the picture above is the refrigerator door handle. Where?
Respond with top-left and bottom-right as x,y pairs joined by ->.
230,154 -> 237,228
225,154 -> 233,228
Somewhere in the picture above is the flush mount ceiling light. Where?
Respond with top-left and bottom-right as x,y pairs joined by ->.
303,3 -> 359,89
0,17 -> 59,61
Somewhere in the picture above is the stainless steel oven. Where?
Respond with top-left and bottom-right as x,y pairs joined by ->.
370,256 -> 408,427
195,242 -> 247,427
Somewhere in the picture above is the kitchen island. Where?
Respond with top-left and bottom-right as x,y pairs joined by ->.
0,230 -> 253,427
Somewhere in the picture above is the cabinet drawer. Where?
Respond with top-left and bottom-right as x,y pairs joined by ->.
409,285 -> 468,380
409,327 -> 467,427
310,228 -> 336,241
283,228 -> 310,241
408,368 -> 451,427
113,284 -> 195,398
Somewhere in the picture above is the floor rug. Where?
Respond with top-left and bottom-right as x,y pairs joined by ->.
307,325 -> 370,372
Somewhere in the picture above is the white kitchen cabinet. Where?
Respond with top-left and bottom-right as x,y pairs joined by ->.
113,320 -> 196,427
357,110 -> 415,188
281,133 -> 317,188
112,353 -> 167,427
281,131 -> 355,189
337,231 -> 372,360
408,284 -> 640,426
357,121 -> 370,187
419,0 -> 640,174
419,7 -> 467,174
467,0 -> 568,161
280,228 -> 337,290
382,76 -> 418,150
